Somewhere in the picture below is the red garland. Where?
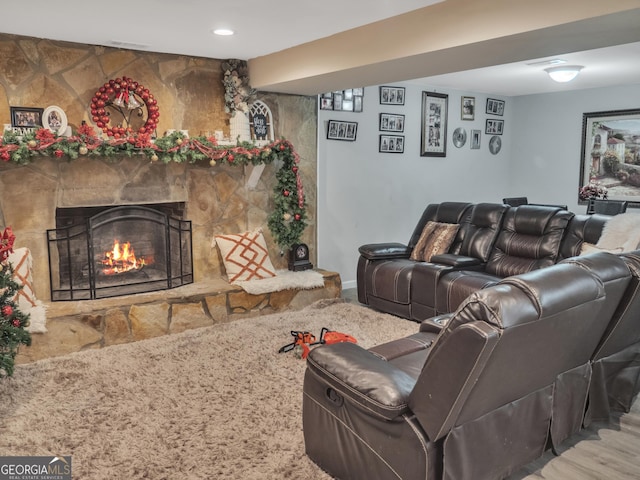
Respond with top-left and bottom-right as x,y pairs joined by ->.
90,76 -> 159,138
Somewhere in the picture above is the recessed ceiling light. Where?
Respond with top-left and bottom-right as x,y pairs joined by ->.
212,28 -> 235,36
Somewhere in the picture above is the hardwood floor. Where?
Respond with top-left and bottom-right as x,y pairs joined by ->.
508,400 -> 640,479
341,289 -> 640,479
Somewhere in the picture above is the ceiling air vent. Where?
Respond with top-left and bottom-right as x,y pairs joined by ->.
108,40 -> 151,50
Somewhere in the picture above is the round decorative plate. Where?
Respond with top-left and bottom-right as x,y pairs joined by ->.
489,135 -> 502,154
452,127 -> 467,148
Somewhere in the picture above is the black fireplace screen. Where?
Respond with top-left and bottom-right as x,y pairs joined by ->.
47,205 -> 193,301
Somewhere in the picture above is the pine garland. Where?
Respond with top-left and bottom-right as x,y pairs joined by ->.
0,127 -> 306,251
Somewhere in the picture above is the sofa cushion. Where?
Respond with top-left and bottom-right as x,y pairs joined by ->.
410,221 -> 460,262
215,229 -> 276,282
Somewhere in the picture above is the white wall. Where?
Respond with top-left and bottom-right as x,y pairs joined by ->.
317,82 -> 513,288
509,84 -> 640,213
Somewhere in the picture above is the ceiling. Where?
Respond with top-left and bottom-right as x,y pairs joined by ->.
1,0 -> 639,97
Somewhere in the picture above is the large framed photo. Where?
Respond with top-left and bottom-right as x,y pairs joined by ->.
327,120 -> 358,141
379,86 -> 405,105
10,106 -> 43,128
461,96 -> 475,121
379,134 -> 405,153
486,98 -> 505,116
485,119 -> 504,135
420,91 -> 448,157
579,108 -> 640,206
379,113 -> 405,132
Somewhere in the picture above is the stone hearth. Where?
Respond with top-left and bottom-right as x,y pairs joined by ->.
17,269 -> 341,363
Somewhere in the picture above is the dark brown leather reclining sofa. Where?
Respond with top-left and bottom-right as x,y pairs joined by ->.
304,249 -> 640,480
357,201 -> 611,321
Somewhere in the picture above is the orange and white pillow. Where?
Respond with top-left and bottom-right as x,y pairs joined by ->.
214,229 -> 277,282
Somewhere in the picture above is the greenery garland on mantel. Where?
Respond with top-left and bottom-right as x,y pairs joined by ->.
0,125 -> 307,251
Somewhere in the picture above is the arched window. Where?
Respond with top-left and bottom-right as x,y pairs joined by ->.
249,100 -> 274,144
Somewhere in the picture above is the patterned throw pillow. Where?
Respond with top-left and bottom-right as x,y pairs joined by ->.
410,221 -> 460,262
215,229 -> 277,282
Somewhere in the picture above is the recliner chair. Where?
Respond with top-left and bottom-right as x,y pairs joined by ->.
304,261 -> 624,480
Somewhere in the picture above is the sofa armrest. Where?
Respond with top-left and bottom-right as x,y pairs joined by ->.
420,313 -> 453,334
359,242 -> 411,260
429,253 -> 483,268
306,342 -> 415,420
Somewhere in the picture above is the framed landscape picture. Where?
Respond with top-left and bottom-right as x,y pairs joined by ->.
579,108 -> 640,207
420,91 -> 448,157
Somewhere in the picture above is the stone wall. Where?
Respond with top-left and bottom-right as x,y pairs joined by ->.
0,33 -> 318,301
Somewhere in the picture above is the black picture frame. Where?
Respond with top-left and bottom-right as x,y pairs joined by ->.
420,91 -> 448,157
379,86 -> 405,105
486,98 -> 505,116
10,106 -> 44,128
379,113 -> 405,132
485,119 -> 504,135
327,120 -> 358,141
379,134 -> 405,153
579,108 -> 640,207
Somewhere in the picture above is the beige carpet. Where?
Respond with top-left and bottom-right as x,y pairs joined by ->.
0,299 -> 418,479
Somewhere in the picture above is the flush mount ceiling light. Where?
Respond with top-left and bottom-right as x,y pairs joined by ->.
545,65 -> 583,83
212,28 -> 235,36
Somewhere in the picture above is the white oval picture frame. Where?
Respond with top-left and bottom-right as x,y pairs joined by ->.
42,105 -> 68,134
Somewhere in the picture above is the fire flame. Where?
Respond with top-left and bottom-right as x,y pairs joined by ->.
101,239 -> 152,275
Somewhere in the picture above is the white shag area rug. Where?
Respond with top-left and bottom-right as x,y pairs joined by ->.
232,269 -> 325,294
0,299 -> 418,480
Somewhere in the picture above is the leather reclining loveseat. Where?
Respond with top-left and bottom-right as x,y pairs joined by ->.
357,202 -> 611,321
303,250 -> 640,480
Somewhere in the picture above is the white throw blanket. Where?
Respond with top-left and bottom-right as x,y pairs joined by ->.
232,269 -> 324,294
596,213 -> 640,252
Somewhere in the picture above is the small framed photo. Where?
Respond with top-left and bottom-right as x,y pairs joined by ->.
379,113 -> 405,132
485,119 -> 504,135
333,93 -> 343,111
486,98 -> 505,116
10,106 -> 44,128
354,96 -> 363,113
341,99 -> 354,112
327,120 -> 358,141
42,105 -> 68,134
319,96 -> 334,110
461,96 -> 475,121
379,134 -> 405,153
379,86 -> 405,105
471,129 -> 481,149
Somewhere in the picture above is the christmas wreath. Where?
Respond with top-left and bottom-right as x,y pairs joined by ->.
90,76 -> 159,137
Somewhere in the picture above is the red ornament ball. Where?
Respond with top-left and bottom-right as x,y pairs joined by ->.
2,305 -> 13,316
283,190 -> 290,197
294,213 -> 301,221
12,319 -> 20,327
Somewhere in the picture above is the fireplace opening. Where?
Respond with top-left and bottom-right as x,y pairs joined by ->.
47,203 -> 193,301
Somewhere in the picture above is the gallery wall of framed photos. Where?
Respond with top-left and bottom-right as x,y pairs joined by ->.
319,84 -> 507,158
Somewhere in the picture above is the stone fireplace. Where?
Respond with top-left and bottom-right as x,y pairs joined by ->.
48,203 -> 193,300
